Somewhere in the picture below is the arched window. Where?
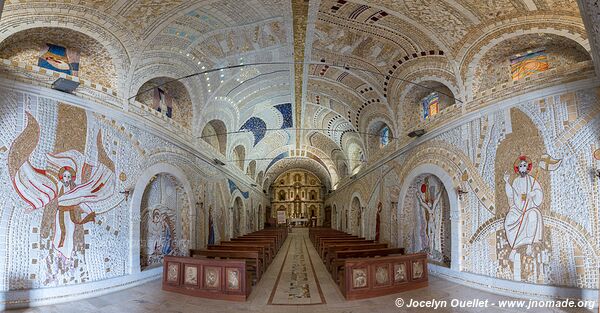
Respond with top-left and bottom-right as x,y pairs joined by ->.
380,126 -> 390,147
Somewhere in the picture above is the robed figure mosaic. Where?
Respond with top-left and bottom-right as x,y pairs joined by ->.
8,108 -> 116,285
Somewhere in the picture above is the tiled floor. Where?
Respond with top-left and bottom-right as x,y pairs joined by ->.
5,228 -> 594,313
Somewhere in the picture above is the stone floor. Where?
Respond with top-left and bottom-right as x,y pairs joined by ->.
5,228 -> 595,313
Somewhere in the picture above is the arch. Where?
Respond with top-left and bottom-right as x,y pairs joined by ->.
134,76 -> 193,129
0,27 -> 119,90
350,194 -> 363,236
366,117 -> 394,155
201,119 -> 228,155
469,33 -> 592,97
232,145 -> 246,171
247,160 -> 257,179
256,171 -> 264,186
397,164 -> 460,271
461,26 -> 590,101
129,163 -> 195,274
139,173 -> 191,270
230,196 -> 245,238
398,79 -> 457,131
0,10 -> 132,94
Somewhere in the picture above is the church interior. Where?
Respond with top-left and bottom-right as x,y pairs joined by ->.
0,0 -> 600,312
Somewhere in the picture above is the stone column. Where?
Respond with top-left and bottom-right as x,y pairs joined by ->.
577,0 -> 600,77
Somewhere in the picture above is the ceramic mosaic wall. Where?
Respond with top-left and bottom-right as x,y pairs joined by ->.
0,88 -> 265,292
327,86 -> 600,289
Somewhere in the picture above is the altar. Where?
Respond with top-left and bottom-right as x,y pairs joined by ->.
288,218 -> 309,226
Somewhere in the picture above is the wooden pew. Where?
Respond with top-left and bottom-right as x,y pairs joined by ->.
217,241 -> 273,263
229,238 -> 276,255
324,243 -> 389,268
190,249 -> 263,280
330,248 -> 405,281
319,239 -> 375,258
206,245 -> 269,265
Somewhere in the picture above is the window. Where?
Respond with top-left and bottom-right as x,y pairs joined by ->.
421,92 -> 439,120
380,126 -> 390,147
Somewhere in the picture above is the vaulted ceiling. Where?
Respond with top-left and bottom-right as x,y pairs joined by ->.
0,0 -> 591,189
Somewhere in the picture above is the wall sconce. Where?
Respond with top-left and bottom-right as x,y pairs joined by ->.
456,187 -> 469,200
120,187 -> 133,201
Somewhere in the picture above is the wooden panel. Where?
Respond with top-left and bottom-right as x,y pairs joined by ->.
342,253 -> 428,300
162,256 -> 250,302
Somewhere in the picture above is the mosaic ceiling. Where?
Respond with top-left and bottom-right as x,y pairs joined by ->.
0,0 -> 590,188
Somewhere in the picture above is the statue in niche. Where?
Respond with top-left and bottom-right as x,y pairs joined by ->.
375,202 -> 382,242
416,177 -> 443,259
207,206 -> 215,245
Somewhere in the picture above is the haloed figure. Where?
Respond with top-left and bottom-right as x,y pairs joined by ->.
503,155 -> 543,260
53,166 -> 96,260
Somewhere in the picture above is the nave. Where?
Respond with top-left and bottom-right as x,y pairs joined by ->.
6,229 -> 574,313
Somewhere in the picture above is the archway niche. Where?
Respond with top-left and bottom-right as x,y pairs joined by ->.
247,160 -> 256,179
402,80 -> 456,130
135,77 -> 193,129
201,120 -> 228,155
367,121 -> 393,153
351,196 -> 362,236
233,145 -> 246,170
472,33 -> 591,96
140,173 -> 191,270
232,196 -> 244,238
0,27 -> 118,89
399,174 -> 451,267
256,171 -> 264,186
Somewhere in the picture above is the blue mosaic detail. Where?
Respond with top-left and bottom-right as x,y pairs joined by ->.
266,152 -> 289,172
228,179 -> 250,199
275,103 -> 293,129
240,117 -> 267,146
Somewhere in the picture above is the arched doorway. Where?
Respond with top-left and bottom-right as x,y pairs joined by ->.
400,174 -> 452,267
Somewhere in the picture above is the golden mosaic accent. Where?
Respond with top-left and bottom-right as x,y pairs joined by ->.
494,108 -> 550,217
54,103 -> 87,154
292,0 -> 309,148
119,172 -> 127,182
7,112 -> 39,178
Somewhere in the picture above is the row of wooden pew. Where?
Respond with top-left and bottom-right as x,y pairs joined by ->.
309,228 -> 428,300
162,227 -> 288,301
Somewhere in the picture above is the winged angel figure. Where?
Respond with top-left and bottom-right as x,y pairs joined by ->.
8,112 -> 115,277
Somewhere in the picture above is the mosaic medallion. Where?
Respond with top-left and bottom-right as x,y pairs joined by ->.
412,261 -> 424,279
352,268 -> 367,288
167,263 -> 179,282
375,265 -> 389,285
227,268 -> 240,290
184,265 -> 197,285
204,267 -> 219,288
394,263 -> 407,283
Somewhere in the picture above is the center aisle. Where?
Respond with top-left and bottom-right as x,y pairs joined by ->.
268,228 -> 325,304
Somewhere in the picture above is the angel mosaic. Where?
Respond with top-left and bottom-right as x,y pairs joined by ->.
8,111 -> 117,284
